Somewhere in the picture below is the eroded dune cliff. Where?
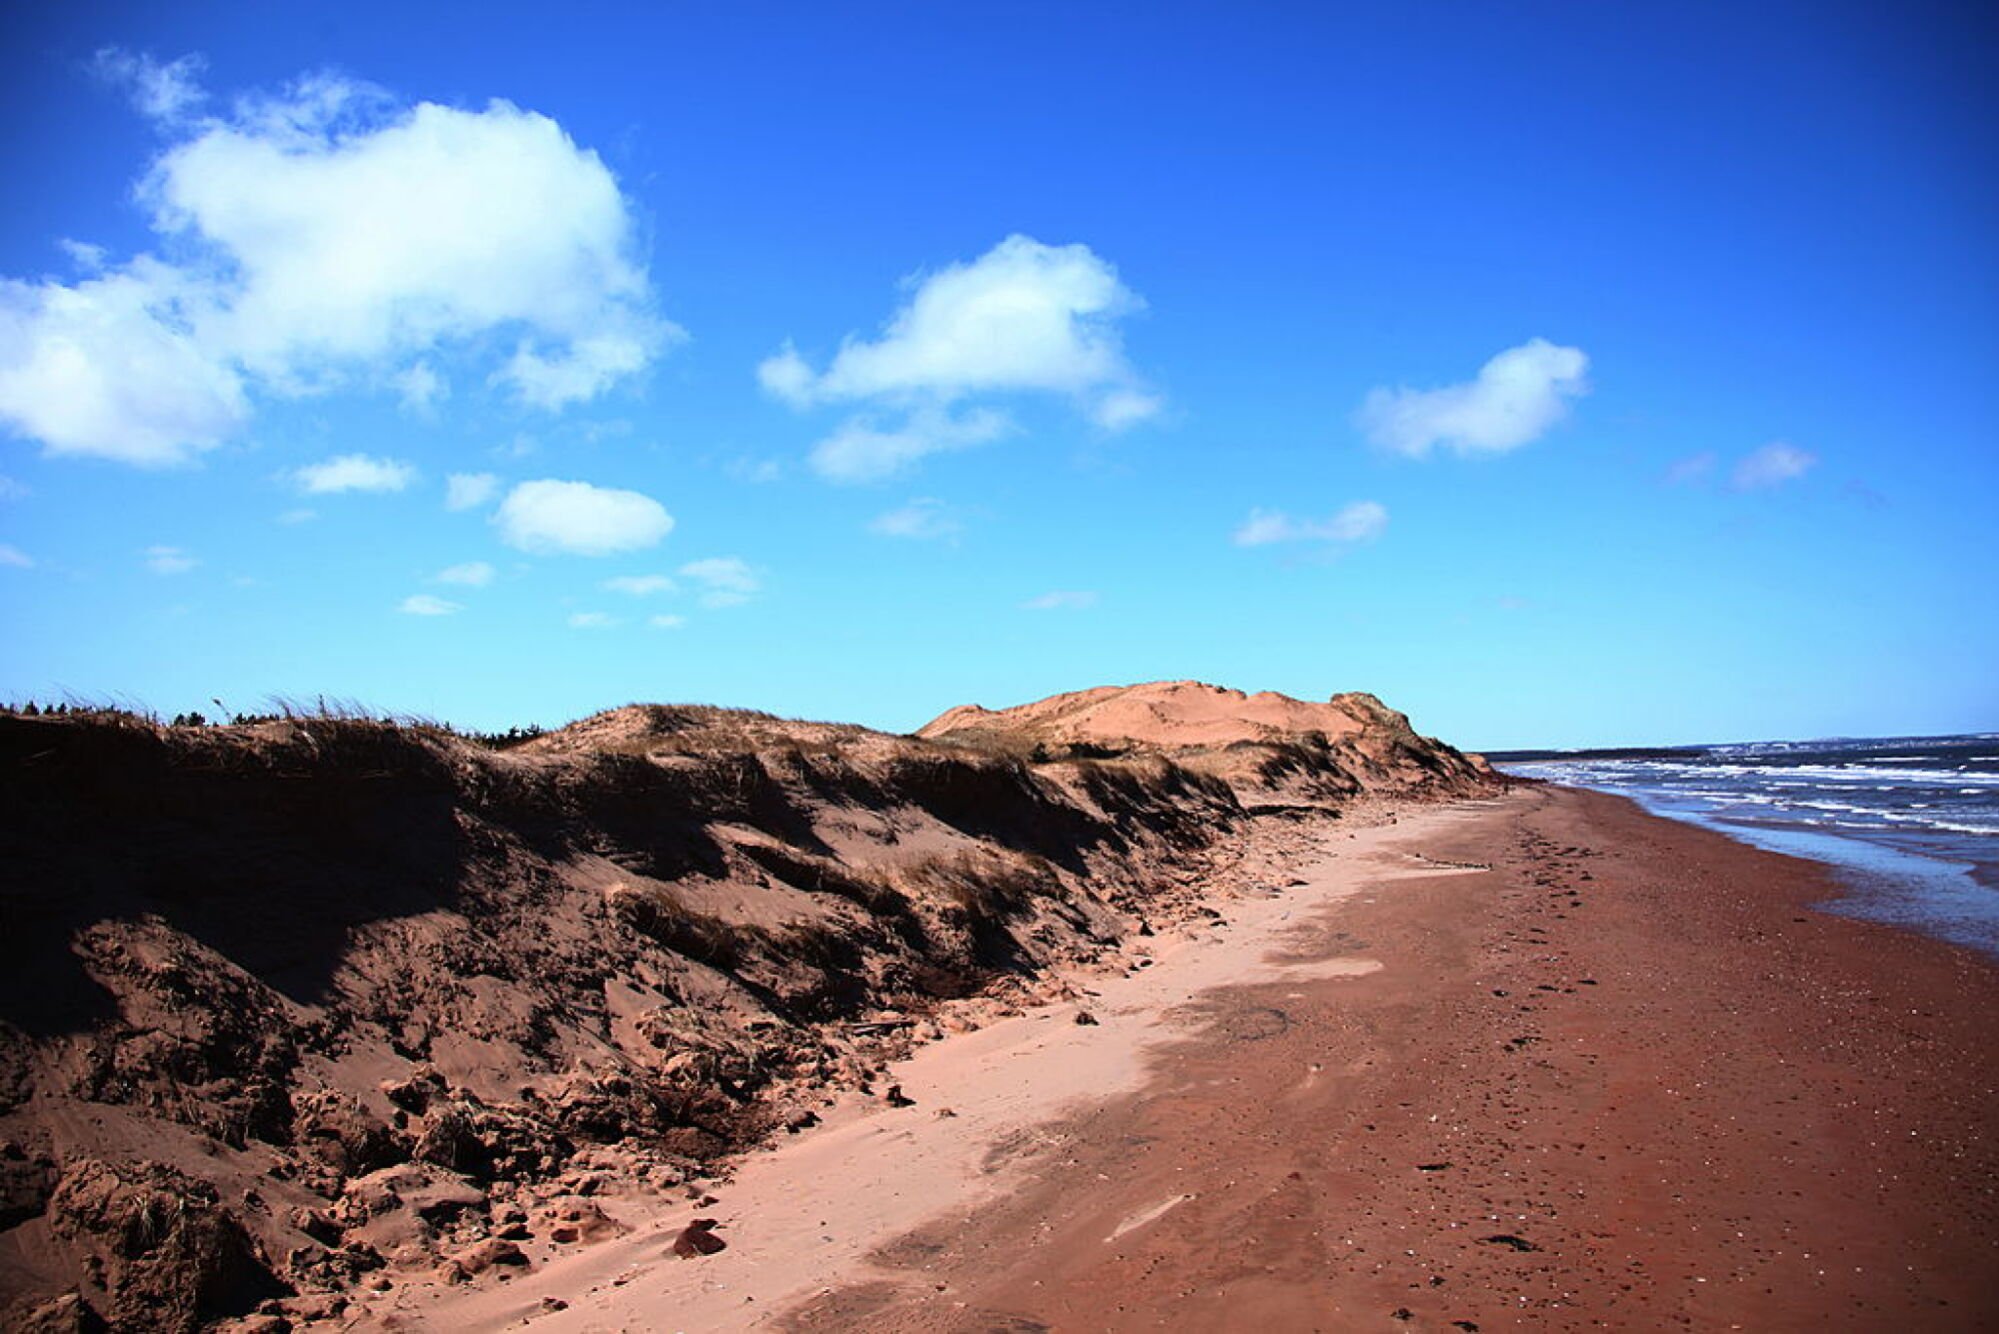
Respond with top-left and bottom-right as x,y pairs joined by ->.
0,685 -> 1492,1330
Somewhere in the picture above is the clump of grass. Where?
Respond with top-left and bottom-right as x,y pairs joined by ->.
898,847 -> 1062,922
605,883 -> 747,970
735,841 -> 909,917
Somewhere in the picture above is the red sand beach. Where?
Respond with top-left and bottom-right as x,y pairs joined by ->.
364,785 -> 1999,1332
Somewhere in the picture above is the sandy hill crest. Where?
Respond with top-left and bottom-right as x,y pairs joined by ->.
921,680 -> 1409,751
0,687 -> 1494,1331
920,680 -> 1490,812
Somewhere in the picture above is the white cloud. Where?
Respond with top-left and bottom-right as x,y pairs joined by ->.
1021,590 -> 1097,611
1732,442 -> 1816,490
1233,500 -> 1388,548
445,471 -> 500,511
810,405 -> 1009,483
399,593 -> 460,616
769,236 -> 1150,408
276,507 -> 317,524
494,478 -> 672,556
396,361 -> 447,414
648,613 -> 685,630
568,611 -> 618,629
0,474 -> 27,500
764,235 -> 1161,482
0,260 -> 251,466
0,54 -> 671,466
144,544 -> 196,574
869,497 -> 962,540
152,75 -> 673,396
95,49 -> 208,124
0,543 -> 33,568
294,452 -> 415,494
433,560 -> 494,586
678,556 -> 759,608
604,573 -> 675,596
756,343 -> 815,405
59,240 -> 109,274
1358,339 -> 1589,458
500,331 -> 655,410
1091,388 -> 1164,431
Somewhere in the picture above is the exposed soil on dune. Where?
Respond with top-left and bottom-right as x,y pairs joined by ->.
0,686 -> 1493,1330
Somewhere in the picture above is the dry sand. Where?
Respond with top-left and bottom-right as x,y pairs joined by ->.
355,787 -> 1999,1332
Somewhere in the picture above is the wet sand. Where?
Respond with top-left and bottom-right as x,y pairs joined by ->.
375,786 -> 1999,1331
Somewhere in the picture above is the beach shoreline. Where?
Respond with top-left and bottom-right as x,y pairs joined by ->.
1498,737 -> 1999,960
359,785 -> 1999,1331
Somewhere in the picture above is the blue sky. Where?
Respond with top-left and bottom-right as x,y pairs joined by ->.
0,1 -> 1993,750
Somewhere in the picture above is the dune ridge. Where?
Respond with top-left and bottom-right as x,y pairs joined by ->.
921,679 -> 1493,811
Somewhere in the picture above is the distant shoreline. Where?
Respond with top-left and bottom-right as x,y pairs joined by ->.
1502,736 -> 1999,960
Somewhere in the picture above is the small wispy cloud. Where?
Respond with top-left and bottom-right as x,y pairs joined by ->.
1232,500 -> 1387,548
275,507 -> 317,525
568,611 -> 619,629
604,573 -> 675,596
725,457 -> 783,485
0,543 -> 33,568
1022,589 -> 1097,611
808,406 -> 1009,484
445,472 -> 501,512
678,557 -> 759,608
396,362 -> 448,415
144,544 -> 196,575
399,593 -> 460,616
433,561 -> 495,587
1732,442 -> 1816,490
295,453 -> 416,495
648,613 -> 686,630
1358,339 -> 1589,458
57,240 -> 108,274
1664,451 -> 1718,485
94,48 -> 208,124
869,497 -> 963,541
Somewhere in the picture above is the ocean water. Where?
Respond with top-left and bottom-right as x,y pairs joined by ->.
1494,734 -> 1999,959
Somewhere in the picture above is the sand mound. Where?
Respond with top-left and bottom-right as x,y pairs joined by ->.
922,680 -> 1376,750
921,681 -> 1491,811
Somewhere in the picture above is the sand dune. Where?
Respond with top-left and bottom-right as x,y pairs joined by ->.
0,685 -> 1491,1330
